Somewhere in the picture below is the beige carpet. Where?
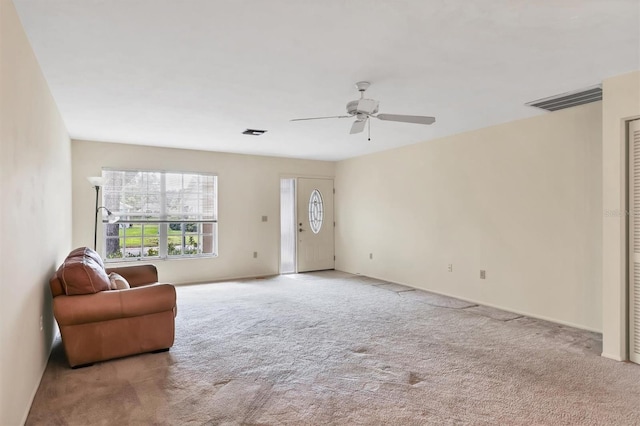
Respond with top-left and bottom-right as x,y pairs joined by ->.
27,271 -> 640,425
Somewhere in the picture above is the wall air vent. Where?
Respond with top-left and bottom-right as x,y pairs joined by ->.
242,129 -> 267,136
525,85 -> 602,112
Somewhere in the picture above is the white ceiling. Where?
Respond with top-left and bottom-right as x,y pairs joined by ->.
13,0 -> 640,161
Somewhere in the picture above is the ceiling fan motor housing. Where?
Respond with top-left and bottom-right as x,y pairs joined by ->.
346,99 -> 379,116
355,81 -> 371,92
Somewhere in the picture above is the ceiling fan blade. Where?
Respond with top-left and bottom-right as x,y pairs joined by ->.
357,99 -> 378,114
376,114 -> 436,125
290,115 -> 351,122
350,119 -> 367,134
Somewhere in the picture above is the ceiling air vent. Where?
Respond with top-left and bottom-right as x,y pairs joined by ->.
525,85 -> 602,112
242,129 -> 267,136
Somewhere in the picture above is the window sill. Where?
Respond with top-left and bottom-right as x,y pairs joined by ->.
104,254 -> 218,263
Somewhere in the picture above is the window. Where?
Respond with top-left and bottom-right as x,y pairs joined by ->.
101,169 -> 217,261
309,189 -> 323,234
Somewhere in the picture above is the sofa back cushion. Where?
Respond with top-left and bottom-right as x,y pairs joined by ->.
67,246 -> 105,269
57,247 -> 111,295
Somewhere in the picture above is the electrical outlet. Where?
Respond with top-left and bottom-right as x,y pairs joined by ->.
480,270 -> 486,279
39,315 -> 43,331
448,264 -> 453,272
369,253 -> 373,260
253,252 -> 258,258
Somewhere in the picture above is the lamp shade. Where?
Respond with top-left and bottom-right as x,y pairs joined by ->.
106,212 -> 120,224
87,176 -> 104,187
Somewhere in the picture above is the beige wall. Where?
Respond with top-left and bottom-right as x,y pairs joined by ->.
0,0 -> 72,424
335,102 -> 603,331
602,71 -> 640,360
72,140 -> 334,284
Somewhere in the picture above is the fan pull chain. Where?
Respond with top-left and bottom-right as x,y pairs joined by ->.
368,118 -> 371,141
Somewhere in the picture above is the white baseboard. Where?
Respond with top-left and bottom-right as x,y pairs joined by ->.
174,273 -> 278,286
344,271 -> 603,334
601,352 -> 626,362
20,331 -> 57,426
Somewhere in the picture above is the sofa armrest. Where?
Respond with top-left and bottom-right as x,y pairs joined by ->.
53,283 -> 176,326
105,264 -> 158,288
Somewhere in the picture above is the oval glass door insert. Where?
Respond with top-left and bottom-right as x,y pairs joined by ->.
308,189 -> 324,234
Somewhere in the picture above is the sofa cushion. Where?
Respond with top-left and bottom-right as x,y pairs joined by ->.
57,247 -> 110,295
108,272 -> 131,290
67,246 -> 105,269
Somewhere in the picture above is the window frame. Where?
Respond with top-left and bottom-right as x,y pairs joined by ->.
101,168 -> 218,262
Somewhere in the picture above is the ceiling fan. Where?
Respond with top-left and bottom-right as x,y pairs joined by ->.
291,81 -> 436,136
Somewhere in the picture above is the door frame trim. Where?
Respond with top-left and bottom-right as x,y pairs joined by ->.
278,174 -> 334,275
627,118 -> 640,361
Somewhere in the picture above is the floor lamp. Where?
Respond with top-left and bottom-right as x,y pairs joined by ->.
87,176 -> 119,251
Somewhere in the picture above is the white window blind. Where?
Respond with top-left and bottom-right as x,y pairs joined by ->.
101,169 -> 217,261
103,170 -> 217,223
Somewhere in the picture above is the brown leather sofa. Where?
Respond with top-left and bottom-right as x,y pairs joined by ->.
50,247 -> 177,367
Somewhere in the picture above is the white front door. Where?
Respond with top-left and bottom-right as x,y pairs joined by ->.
297,178 -> 334,272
